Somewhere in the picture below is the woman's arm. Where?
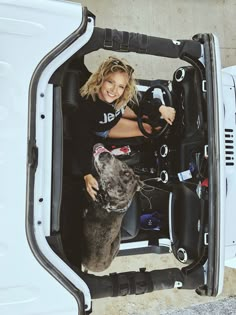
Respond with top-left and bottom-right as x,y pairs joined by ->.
159,105 -> 176,125
136,98 -> 176,125
84,174 -> 98,200
122,105 -> 137,119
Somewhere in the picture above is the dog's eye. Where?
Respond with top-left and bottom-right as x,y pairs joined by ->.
106,182 -> 112,189
124,171 -> 130,177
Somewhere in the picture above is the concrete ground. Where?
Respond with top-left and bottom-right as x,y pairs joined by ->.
71,1 -> 236,314
89,255 -> 236,315
76,0 -> 236,79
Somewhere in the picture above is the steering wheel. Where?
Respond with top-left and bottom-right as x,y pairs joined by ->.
137,83 -> 173,138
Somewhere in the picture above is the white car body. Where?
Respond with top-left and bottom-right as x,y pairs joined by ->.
0,1 -> 235,314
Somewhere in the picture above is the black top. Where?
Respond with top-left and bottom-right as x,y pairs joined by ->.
71,95 -> 162,176
71,96 -> 126,176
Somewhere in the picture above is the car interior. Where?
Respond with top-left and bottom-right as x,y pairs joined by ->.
45,27 -> 210,299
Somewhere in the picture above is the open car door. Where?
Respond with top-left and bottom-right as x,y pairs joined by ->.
1,1 -> 236,314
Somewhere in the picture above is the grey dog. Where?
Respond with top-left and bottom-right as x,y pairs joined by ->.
82,144 -> 141,272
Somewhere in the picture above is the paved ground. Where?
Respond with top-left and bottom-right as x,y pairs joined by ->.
78,0 -> 236,79
90,255 -> 236,315
163,297 -> 236,314
72,1 -> 236,314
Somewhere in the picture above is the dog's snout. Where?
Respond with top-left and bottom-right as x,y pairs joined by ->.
93,143 -> 104,152
99,151 -> 111,161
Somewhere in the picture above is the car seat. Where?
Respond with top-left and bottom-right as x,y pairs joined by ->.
50,57 -> 143,251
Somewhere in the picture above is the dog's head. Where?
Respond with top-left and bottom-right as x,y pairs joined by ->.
93,143 -> 141,213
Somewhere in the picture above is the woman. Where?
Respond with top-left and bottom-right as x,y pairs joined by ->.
73,56 -> 175,200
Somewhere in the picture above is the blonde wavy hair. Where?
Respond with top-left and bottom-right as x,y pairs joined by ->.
80,56 -> 139,108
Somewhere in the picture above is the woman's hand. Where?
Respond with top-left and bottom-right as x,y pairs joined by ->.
84,174 -> 99,200
159,105 -> 176,125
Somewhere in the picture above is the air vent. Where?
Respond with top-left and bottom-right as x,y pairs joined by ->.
225,129 -> 234,166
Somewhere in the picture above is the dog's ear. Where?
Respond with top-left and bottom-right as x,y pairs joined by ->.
133,173 -> 143,192
136,179 -> 144,192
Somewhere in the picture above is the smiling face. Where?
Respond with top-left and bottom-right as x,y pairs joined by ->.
98,71 -> 129,104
